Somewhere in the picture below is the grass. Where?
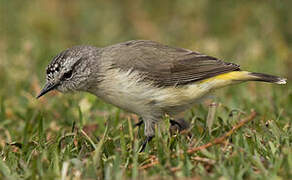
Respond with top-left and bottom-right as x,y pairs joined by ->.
1,0 -> 292,179
0,75 -> 291,180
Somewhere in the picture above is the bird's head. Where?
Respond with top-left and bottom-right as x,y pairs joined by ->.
37,46 -> 99,98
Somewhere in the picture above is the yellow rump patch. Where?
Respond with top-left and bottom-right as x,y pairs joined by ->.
200,71 -> 250,83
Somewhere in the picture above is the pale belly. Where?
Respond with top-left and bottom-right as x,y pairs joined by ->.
91,69 -> 217,116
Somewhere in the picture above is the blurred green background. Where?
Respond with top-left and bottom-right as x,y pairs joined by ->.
1,0 -> 292,179
1,0 -> 292,98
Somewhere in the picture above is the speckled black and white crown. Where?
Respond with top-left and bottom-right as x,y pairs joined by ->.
45,46 -> 98,81
46,50 -> 69,80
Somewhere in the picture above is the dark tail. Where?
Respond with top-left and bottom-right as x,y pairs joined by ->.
248,72 -> 287,84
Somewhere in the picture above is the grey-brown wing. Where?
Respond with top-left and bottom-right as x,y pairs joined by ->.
109,40 -> 240,87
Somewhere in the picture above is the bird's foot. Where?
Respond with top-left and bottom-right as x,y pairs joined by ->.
169,118 -> 191,137
139,136 -> 153,152
169,119 -> 183,129
135,118 -> 189,133
134,117 -> 144,127
169,118 -> 189,131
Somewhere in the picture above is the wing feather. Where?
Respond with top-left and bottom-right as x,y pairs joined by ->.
107,40 -> 240,87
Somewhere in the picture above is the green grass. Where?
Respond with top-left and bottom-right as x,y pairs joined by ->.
1,0 -> 292,179
0,86 -> 291,180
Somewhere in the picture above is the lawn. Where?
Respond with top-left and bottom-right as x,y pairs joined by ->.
1,0 -> 291,179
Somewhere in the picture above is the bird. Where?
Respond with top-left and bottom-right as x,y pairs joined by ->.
37,40 -> 287,152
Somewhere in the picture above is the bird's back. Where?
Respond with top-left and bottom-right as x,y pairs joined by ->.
102,40 -> 240,87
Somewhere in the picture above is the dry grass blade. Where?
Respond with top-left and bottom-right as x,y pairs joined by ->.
187,110 -> 257,154
139,157 -> 159,170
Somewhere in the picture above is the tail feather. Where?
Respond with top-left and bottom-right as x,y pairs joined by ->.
248,72 -> 287,85
199,71 -> 286,91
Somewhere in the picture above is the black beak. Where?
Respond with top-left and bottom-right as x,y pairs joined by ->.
36,82 -> 59,99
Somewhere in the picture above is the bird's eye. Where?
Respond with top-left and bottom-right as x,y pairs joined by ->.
63,70 -> 73,79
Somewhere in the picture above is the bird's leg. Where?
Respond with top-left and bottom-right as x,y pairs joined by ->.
135,117 -> 187,130
138,118 -> 157,152
136,117 -> 189,152
139,136 -> 153,152
134,117 -> 144,127
135,117 -> 154,152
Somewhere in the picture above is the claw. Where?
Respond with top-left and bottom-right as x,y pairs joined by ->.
134,117 -> 144,127
169,119 -> 189,131
139,136 -> 153,152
